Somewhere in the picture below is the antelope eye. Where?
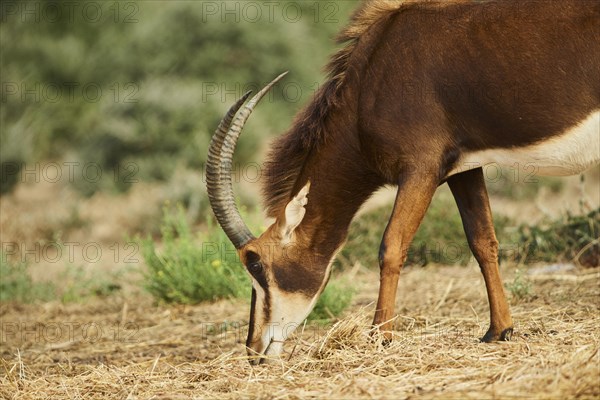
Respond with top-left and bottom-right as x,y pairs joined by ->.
248,262 -> 262,274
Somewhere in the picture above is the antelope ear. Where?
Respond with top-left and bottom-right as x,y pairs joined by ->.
280,182 -> 310,242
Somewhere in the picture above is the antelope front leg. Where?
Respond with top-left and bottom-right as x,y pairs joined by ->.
374,173 -> 438,340
448,168 -> 513,341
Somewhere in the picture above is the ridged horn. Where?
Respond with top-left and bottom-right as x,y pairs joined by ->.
206,72 -> 288,249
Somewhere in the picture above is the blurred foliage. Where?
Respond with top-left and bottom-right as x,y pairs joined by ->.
1,0 -> 358,195
485,167 -> 564,200
58,263 -> 123,302
342,191 -> 598,268
340,190 -> 511,268
511,208 -> 599,267
0,254 -> 55,303
309,276 -> 355,322
0,252 -> 122,303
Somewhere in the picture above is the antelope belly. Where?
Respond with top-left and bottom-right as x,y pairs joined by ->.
449,110 -> 600,177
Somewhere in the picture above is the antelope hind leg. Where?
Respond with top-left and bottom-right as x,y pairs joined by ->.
448,168 -> 514,342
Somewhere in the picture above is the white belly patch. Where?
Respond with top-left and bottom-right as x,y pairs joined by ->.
448,110 -> 600,177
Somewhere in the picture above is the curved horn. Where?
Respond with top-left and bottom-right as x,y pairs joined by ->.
206,72 -> 288,249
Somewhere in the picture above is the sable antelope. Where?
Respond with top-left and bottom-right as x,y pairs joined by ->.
206,0 -> 600,364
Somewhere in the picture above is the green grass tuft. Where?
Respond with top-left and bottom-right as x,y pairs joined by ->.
140,205 -> 250,304
506,269 -> 533,302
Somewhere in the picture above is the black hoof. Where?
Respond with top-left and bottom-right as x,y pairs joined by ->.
369,328 -> 393,347
480,327 -> 513,342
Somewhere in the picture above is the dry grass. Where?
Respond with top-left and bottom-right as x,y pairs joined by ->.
1,265 -> 598,399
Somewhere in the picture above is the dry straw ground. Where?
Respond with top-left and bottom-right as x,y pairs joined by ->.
1,265 -> 598,399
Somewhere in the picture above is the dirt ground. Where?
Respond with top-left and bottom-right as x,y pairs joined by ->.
1,264 -> 598,399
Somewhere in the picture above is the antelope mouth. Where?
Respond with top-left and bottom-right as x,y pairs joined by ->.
247,337 -> 286,365
246,338 -> 270,365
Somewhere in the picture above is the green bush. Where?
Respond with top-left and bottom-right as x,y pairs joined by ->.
141,205 -> 250,303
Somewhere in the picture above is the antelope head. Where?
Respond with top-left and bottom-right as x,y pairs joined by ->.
206,73 -> 332,364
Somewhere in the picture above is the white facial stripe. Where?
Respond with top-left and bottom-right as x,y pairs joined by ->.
448,110 -> 600,177
248,278 -> 267,350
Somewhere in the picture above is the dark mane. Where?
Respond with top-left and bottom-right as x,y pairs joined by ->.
262,0 -> 402,218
